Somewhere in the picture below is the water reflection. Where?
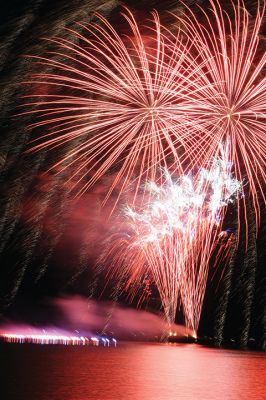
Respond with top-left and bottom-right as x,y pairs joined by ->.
2,343 -> 265,400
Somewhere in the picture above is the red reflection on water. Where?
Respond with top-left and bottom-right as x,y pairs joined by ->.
129,344 -> 266,400
2,343 -> 266,400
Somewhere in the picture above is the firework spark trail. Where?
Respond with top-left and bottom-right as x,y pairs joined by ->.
213,232 -> 238,346
104,146 -> 241,331
19,1 -> 265,216
172,0 -> 266,231
239,216 -> 257,348
19,8 -> 212,202
14,1 -> 265,333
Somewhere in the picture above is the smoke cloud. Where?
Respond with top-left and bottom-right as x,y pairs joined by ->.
0,295 -> 192,341
54,295 -> 191,340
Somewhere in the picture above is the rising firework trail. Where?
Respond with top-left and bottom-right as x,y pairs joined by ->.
20,8 -> 208,202
104,145 -> 241,332
172,0 -> 266,231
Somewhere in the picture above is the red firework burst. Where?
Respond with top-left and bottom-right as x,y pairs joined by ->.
172,0 -> 266,230
20,8 -> 208,202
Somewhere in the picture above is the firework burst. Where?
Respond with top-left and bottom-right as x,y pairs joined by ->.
103,145 -> 241,331
21,8 -> 209,202
16,0 -> 265,332
172,0 -> 266,230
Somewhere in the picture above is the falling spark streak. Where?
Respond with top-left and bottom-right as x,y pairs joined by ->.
104,146 -> 241,331
171,0 -> 266,231
20,8 -> 212,201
